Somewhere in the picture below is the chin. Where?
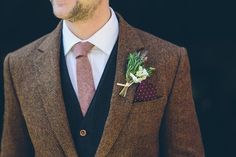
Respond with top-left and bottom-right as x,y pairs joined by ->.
53,9 -> 69,19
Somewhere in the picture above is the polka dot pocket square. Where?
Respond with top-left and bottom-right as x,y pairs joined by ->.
133,81 -> 159,103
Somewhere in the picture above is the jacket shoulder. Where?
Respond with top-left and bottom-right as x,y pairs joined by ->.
4,33 -> 50,77
133,27 -> 188,67
134,28 -> 186,56
134,27 -> 188,69
7,34 -> 49,59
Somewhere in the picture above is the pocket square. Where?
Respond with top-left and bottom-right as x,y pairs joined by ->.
133,81 -> 158,102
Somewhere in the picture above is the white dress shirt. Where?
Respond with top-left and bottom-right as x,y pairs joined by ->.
62,8 -> 119,97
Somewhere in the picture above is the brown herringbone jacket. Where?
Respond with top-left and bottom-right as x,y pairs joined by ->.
1,15 -> 205,157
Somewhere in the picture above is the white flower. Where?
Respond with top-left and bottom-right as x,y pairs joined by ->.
142,68 -> 149,76
136,66 -> 149,78
138,75 -> 147,82
130,66 -> 150,84
130,73 -> 140,83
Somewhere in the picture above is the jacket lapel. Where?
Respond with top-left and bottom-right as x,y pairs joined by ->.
34,23 -> 78,157
95,16 -> 144,157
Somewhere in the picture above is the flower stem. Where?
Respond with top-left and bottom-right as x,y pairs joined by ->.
118,81 -> 134,97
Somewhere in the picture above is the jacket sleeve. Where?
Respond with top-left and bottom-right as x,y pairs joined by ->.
1,54 -> 34,157
159,48 -> 205,157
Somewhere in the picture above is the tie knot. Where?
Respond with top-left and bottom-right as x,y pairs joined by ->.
74,42 -> 94,58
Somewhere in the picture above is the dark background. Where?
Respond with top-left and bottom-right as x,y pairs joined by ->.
1,0 -> 236,156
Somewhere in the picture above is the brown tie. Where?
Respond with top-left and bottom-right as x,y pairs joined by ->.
73,42 -> 95,116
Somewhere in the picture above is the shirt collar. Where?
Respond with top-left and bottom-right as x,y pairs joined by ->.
62,8 -> 119,56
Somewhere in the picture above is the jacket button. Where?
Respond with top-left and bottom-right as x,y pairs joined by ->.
80,129 -> 87,137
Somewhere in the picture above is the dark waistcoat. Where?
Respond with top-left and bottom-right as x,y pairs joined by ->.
60,41 -> 118,157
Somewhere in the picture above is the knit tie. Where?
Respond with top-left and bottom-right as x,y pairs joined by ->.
73,42 -> 95,116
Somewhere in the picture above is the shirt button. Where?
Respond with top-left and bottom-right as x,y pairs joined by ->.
80,129 -> 87,137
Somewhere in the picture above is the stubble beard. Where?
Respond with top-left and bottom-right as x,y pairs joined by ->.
65,0 -> 101,23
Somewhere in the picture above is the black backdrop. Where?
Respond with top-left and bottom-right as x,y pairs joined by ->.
1,0 -> 236,156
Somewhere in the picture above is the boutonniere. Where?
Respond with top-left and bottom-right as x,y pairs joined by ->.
117,49 -> 155,97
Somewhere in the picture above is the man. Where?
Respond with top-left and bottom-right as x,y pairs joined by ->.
1,0 -> 205,156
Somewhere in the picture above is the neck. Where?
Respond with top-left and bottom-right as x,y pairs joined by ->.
65,2 -> 111,40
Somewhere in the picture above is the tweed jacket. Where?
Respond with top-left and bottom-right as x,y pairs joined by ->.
1,15 -> 205,157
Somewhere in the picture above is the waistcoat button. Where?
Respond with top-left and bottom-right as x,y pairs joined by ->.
80,129 -> 87,137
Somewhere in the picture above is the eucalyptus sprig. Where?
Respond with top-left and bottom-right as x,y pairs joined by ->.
117,50 -> 155,97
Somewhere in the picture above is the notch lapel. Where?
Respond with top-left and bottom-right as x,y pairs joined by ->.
95,16 -> 144,157
34,23 -> 78,157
